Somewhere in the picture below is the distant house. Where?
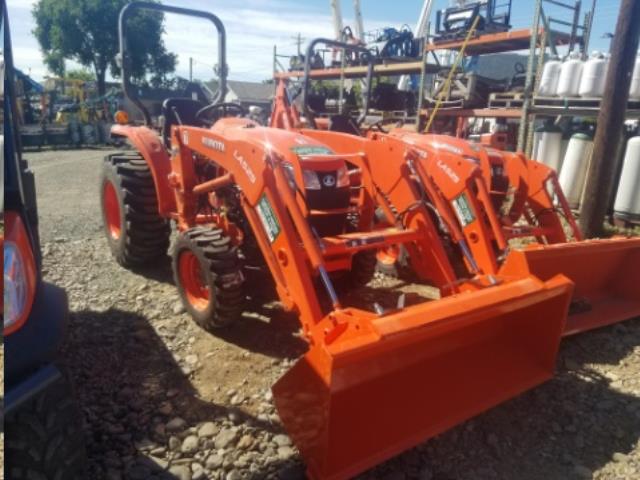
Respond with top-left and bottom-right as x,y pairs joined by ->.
205,79 -> 275,113
226,80 -> 274,112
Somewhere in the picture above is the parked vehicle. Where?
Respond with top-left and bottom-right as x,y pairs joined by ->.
2,4 -> 86,479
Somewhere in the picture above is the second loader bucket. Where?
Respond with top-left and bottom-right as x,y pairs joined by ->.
501,237 -> 640,336
273,275 -> 573,480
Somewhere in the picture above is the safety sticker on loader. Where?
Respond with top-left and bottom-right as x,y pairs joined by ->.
452,193 -> 476,227
257,194 -> 281,243
290,145 -> 334,156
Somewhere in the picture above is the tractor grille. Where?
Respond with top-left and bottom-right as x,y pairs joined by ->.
306,171 -> 350,237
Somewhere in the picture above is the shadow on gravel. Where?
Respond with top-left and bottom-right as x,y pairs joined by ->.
216,308 -> 308,360
129,255 -> 175,286
59,308 -> 296,480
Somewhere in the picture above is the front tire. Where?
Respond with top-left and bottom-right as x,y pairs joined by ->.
172,227 -> 245,330
5,375 -> 86,480
100,153 -> 170,268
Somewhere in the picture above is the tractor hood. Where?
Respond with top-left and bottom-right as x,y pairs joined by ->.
212,117 -> 347,172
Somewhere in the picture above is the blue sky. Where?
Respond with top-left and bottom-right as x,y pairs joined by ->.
6,0 -> 624,83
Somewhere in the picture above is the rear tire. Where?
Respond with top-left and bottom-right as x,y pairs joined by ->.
344,215 -> 377,287
100,153 -> 170,268
348,250 -> 377,287
5,375 -> 86,480
376,246 -> 400,277
172,227 -> 245,330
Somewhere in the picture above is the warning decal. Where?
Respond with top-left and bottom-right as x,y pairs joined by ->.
256,194 -> 281,243
452,193 -> 476,227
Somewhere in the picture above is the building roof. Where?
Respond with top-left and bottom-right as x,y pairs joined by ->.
227,80 -> 274,103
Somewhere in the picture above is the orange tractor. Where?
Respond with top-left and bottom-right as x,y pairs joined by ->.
101,4 -> 574,479
270,37 -> 640,338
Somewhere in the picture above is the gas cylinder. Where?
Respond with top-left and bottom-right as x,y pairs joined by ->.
533,123 -> 563,172
614,136 -> 640,221
579,51 -> 607,97
557,51 -> 584,97
532,126 -> 543,161
559,132 -> 594,209
538,56 -> 562,96
630,53 -> 640,100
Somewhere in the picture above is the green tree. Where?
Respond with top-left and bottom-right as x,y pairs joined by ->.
65,68 -> 94,82
32,0 -> 176,95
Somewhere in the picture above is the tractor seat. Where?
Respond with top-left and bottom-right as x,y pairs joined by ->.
328,114 -> 361,136
161,98 -> 206,148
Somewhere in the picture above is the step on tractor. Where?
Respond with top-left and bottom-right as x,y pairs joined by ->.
270,37 -> 640,338
100,4 -> 575,479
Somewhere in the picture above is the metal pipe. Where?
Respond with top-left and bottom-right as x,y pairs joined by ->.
517,0 -> 542,151
474,177 -> 509,250
544,0 -> 578,10
192,173 -> 233,195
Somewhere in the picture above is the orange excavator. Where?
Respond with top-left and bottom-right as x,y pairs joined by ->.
102,5 -> 572,479
270,37 -> 640,338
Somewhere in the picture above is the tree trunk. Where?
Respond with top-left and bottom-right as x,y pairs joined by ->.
95,65 -> 107,96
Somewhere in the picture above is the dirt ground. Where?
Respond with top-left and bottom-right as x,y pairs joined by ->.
27,147 -> 640,480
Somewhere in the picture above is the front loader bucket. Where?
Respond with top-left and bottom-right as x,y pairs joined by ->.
501,238 -> 640,336
273,276 -> 572,480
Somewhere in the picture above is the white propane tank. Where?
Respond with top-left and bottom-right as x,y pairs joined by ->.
538,56 -> 562,96
614,136 -> 640,221
559,132 -> 594,209
532,126 -> 544,161
630,53 -> 640,100
538,129 -> 564,172
557,51 -> 584,97
560,132 -> 571,165
579,51 -> 607,97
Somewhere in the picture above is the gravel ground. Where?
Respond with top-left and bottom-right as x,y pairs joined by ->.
27,147 -> 640,480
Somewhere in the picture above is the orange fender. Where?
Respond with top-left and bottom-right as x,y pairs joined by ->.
111,124 -> 176,216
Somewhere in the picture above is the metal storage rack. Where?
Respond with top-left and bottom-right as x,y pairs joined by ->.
272,0 -> 640,152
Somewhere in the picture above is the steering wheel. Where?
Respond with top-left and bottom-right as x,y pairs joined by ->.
365,119 -> 389,134
196,102 -> 247,123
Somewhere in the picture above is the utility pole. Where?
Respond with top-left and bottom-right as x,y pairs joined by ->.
579,0 -> 640,238
189,57 -> 193,82
292,33 -> 305,56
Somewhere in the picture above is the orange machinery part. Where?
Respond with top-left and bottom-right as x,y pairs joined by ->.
274,274 -> 572,480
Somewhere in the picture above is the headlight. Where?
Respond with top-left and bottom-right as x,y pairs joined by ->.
302,169 -> 322,190
336,165 -> 350,188
4,243 -> 28,329
282,162 -> 297,191
4,212 -> 37,334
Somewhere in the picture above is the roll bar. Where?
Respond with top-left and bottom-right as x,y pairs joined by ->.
118,1 -> 227,125
301,38 -> 374,129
